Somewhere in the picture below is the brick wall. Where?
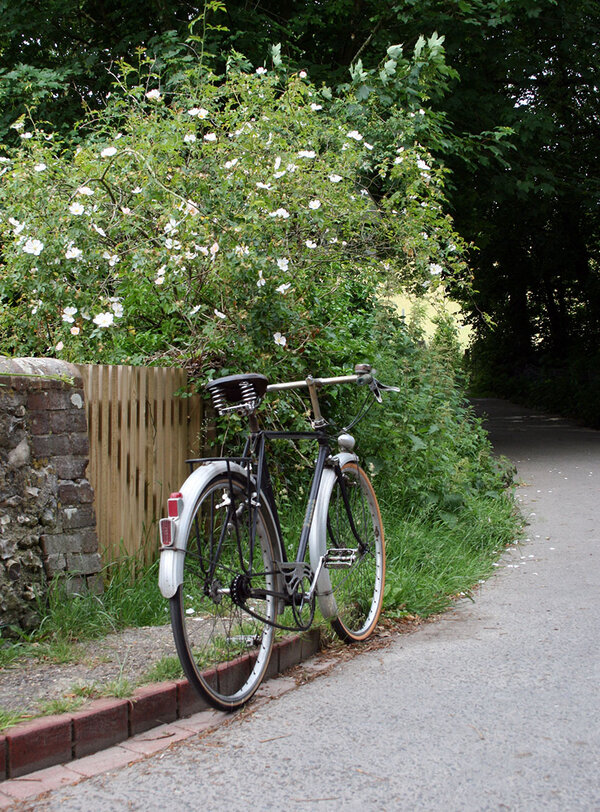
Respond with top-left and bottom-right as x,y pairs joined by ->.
0,358 -> 102,632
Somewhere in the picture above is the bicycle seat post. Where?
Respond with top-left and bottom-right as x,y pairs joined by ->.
306,375 -> 327,429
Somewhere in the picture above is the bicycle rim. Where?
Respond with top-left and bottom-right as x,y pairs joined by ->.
170,473 -> 277,710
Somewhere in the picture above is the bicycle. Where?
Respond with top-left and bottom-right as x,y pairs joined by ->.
158,363 -> 398,711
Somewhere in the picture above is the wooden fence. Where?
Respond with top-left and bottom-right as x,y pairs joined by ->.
77,364 -> 204,563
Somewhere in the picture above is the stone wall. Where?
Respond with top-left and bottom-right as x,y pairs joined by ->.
0,358 -> 102,632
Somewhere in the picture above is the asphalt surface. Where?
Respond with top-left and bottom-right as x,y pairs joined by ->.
27,399 -> 600,811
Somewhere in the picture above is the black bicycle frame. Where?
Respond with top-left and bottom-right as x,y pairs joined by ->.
242,429 -> 332,567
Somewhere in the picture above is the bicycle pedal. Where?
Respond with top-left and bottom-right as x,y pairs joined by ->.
323,548 -> 357,569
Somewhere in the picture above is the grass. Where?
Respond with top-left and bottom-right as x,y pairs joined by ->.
382,491 -> 520,617
141,655 -> 184,683
0,551 -> 168,669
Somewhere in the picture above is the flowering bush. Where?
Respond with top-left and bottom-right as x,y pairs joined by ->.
0,45 -> 467,384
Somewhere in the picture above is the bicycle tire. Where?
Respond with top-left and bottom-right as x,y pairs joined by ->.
170,472 -> 278,710
318,461 -> 385,642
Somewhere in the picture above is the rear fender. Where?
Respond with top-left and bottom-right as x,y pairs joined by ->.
158,461 -> 249,599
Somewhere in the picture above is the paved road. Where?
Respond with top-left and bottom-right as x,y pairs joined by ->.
29,399 -> 600,811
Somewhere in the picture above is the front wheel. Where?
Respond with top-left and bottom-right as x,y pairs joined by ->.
318,462 -> 385,642
170,473 -> 278,711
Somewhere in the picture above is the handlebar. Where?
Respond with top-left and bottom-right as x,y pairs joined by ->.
266,364 -> 399,404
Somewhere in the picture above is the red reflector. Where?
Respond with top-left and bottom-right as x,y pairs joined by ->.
159,518 -> 174,547
168,492 -> 183,518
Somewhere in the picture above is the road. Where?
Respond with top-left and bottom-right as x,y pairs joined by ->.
26,399 -> 600,810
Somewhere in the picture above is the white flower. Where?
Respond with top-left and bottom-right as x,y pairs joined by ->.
257,271 -> 266,287
10,120 -> 24,131
184,133 -> 197,143
310,103 -> 323,111
273,170 -> 286,179
224,158 -> 238,169
268,208 -> 290,219
298,150 -> 316,159
164,217 -> 178,234
305,239 -> 317,248
190,304 -> 202,315
69,202 -> 85,215
329,174 -> 342,183
65,244 -> 82,259
101,146 -> 117,158
429,263 -> 443,275
417,159 -> 430,171
286,163 -> 298,172
364,142 -> 374,150
276,257 -> 289,271
93,312 -> 114,328
55,341 -> 64,352
145,89 -> 161,101
346,130 -> 363,141
256,182 -> 271,190
34,163 -> 47,172
188,107 -> 209,119
91,224 -> 107,237
210,241 -> 219,256
214,308 -> 227,319
308,199 -> 321,210
184,200 -> 199,216
132,186 -> 142,194
394,156 -> 404,164
111,301 -> 124,318
234,244 -> 249,256
102,250 -> 119,266
70,326 -> 80,336
165,238 -> 181,250
203,133 -> 217,142
77,186 -> 94,196
299,70 -> 307,79
62,306 -> 78,323
273,331 -> 287,346
9,218 -> 25,235
276,283 -> 291,295
20,132 -> 33,140
23,238 -> 44,256
256,67 -> 267,75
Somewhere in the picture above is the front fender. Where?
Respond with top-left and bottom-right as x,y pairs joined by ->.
158,461 -> 249,599
308,451 -> 358,618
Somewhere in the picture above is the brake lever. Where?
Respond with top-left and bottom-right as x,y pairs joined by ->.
354,364 -> 400,403
368,377 -> 400,403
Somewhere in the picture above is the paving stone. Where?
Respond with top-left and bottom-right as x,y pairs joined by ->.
66,744 -> 141,778
71,699 -> 129,758
129,683 -> 177,736
119,723 -> 191,756
0,764 -> 78,801
5,715 -> 72,778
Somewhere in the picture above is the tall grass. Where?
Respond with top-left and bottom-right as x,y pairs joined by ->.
382,492 -> 519,617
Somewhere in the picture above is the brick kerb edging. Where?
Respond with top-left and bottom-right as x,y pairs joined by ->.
0,630 -> 321,781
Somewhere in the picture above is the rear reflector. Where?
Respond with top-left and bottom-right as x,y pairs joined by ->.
168,492 -> 183,518
159,517 -> 176,548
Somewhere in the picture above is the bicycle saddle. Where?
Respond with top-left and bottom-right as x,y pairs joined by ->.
205,373 -> 269,415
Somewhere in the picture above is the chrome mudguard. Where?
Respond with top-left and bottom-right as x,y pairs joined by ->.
308,451 -> 358,619
158,461 -> 249,599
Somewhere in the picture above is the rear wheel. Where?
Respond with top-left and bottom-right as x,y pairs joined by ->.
170,473 -> 278,710
322,462 -> 385,642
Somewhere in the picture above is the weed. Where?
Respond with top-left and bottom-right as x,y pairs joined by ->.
141,656 -> 184,683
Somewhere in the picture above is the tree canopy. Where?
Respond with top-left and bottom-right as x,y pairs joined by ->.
2,0 -> 599,420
